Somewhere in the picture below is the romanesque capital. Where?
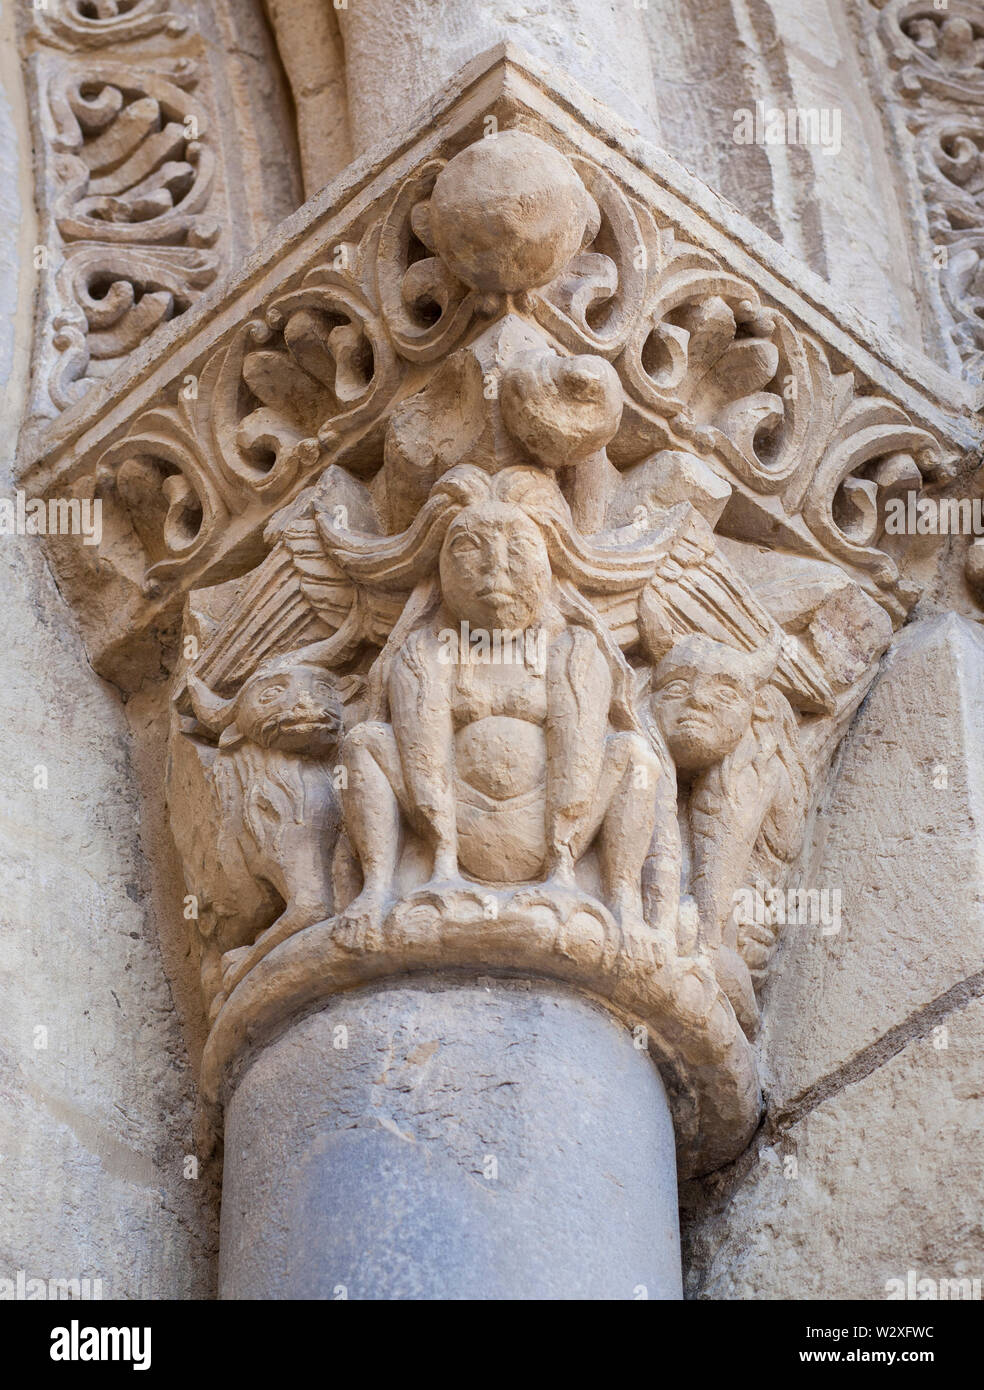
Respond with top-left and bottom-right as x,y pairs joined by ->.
19,48 -> 972,1180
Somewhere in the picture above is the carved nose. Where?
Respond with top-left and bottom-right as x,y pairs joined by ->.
488,536 -> 511,570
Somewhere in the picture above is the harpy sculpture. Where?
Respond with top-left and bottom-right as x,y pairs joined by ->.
149,127 -> 945,1177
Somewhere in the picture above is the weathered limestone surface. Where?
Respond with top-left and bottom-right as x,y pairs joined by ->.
263,0 -> 350,196
3,0 -> 983,1304
638,0 -> 930,351
335,0 -> 659,155
686,994 -> 984,1300
0,527 -> 218,1298
0,3 -> 215,1299
761,614 -> 984,1106
262,1 -> 937,354
220,978 -> 682,1301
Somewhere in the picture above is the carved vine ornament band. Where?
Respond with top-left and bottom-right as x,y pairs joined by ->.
873,0 -> 984,379
23,0 -> 225,417
34,116 -> 958,1177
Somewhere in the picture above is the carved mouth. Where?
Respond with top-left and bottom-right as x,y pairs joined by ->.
279,716 -> 332,733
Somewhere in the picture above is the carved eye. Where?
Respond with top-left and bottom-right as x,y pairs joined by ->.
716,685 -> 742,705
659,679 -> 689,697
257,683 -> 286,704
450,534 -> 480,554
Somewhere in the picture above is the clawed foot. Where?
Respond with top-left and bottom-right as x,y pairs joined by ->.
221,945 -> 250,980
536,865 -> 582,904
207,988 -> 228,1024
614,896 -> 678,966
411,872 -> 465,906
215,912 -> 327,1005
334,888 -> 388,949
513,873 -> 586,933
205,946 -> 251,1020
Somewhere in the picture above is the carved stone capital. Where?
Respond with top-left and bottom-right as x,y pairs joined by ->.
19,46 -> 976,1177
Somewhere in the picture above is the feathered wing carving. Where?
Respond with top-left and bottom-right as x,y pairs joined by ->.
587,507 -> 836,716
183,465 -> 405,699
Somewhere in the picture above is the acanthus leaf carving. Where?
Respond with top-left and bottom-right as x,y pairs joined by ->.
878,0 -> 984,106
74,124 -> 954,621
32,40 -> 225,411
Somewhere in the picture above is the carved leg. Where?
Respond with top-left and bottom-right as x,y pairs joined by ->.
642,765 -> 682,946
338,720 -> 405,935
218,901 -> 332,1004
200,895 -> 280,1021
201,937 -> 226,1023
539,731 -> 664,932
571,732 -> 670,946
220,800 -> 344,997
599,733 -> 662,927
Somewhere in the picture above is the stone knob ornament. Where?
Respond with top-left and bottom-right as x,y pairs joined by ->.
501,349 -> 623,468
427,129 -> 600,294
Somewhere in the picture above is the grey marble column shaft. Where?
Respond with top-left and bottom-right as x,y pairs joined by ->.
220,975 -> 682,1300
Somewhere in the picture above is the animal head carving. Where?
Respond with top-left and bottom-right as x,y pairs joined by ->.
187,659 -> 350,754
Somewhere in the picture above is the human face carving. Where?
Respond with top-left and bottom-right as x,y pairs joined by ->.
655,638 -> 757,772
440,503 -> 551,632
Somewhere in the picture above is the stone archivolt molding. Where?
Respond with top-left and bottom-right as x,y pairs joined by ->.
872,0 -> 984,378
20,52 -> 971,1177
22,0 -> 226,416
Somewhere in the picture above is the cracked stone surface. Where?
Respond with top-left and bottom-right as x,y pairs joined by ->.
220,977 -> 681,1300
684,994 -> 984,1300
